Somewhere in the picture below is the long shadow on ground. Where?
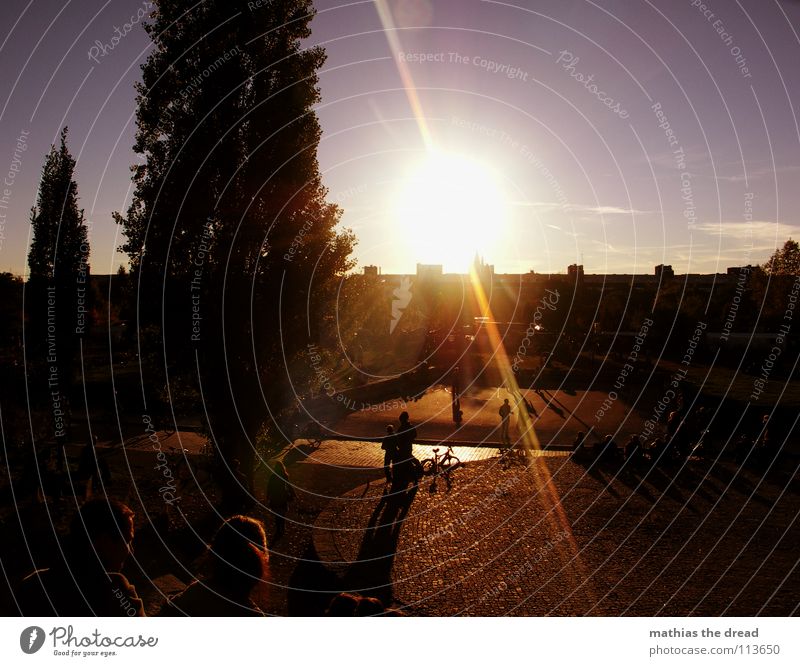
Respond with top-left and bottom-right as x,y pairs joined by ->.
341,484 -> 418,607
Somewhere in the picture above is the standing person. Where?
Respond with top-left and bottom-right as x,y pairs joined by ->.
381,425 -> 397,484
451,389 -> 463,424
394,411 -> 418,488
266,461 -> 295,540
451,370 -> 463,424
498,398 -> 513,446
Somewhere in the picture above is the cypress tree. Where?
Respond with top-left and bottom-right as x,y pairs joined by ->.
27,127 -> 91,447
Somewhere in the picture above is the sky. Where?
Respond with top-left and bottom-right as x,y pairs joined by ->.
2,0 -> 800,276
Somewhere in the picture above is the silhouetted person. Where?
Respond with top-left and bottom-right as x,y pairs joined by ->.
266,461 -> 295,540
381,425 -> 397,484
499,399 -> 512,446
452,394 -> 463,424
394,411 -> 418,488
625,434 -> 643,462
161,515 -> 268,616
600,435 -> 618,462
17,498 -> 144,616
355,596 -> 385,616
451,375 -> 463,423
326,592 -> 361,616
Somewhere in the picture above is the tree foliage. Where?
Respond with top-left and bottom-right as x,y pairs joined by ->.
28,128 -> 89,286
763,239 -> 800,275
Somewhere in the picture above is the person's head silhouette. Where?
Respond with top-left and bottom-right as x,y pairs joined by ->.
210,515 -> 269,600
355,596 -> 385,616
399,411 -> 409,424
17,498 -> 144,617
326,592 -> 360,616
70,498 -> 135,572
158,515 -> 269,616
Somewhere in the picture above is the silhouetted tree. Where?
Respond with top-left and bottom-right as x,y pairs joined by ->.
26,128 -> 90,447
28,128 -> 90,289
763,239 -> 800,275
116,1 -> 355,487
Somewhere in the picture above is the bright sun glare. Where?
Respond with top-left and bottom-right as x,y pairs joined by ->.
393,151 -> 508,271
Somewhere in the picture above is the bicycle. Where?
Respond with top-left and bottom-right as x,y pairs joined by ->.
420,445 -> 462,489
499,444 -> 528,468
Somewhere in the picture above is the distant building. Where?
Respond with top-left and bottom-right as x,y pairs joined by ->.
655,264 -> 674,279
472,254 -> 494,279
416,263 -> 443,280
363,265 -> 380,278
567,264 -> 584,283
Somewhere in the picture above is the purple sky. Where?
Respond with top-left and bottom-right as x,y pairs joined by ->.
2,0 -> 800,275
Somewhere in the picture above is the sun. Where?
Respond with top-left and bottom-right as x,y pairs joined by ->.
392,151 -> 508,272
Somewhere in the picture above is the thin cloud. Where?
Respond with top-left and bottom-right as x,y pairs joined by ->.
695,220 -> 799,246
713,165 -> 800,183
513,202 -> 651,215
644,145 -> 711,172
580,205 -> 652,215
546,223 -> 583,238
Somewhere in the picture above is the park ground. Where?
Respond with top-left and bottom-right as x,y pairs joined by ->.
0,386 -> 798,616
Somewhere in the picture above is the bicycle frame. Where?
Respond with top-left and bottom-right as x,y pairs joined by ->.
423,446 -> 461,479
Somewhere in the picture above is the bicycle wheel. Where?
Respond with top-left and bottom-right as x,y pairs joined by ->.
421,459 -> 435,475
441,454 -> 461,473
